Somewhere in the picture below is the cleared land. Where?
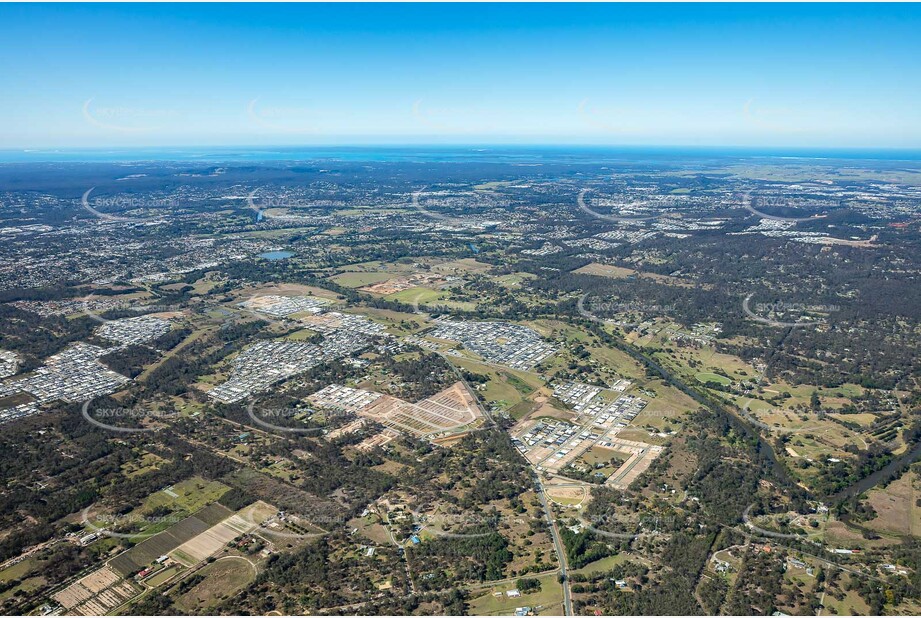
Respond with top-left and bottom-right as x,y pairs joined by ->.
467,572 -> 563,616
329,271 -> 393,288
311,381 -> 482,439
173,556 -> 258,612
863,467 -> 921,537
573,262 -> 704,288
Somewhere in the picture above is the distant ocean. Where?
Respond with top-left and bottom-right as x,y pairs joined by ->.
2,145 -> 921,164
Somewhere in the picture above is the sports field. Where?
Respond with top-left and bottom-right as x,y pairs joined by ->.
695,372 -> 732,386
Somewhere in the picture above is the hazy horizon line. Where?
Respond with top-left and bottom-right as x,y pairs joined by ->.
6,143 -> 921,153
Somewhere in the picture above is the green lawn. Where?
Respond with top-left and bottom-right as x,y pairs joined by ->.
0,557 -> 37,582
284,328 -> 318,341
695,372 -> 732,386
141,477 -> 229,514
0,575 -> 45,602
572,553 -> 628,576
467,572 -> 563,615
146,565 -> 182,587
385,287 -> 448,304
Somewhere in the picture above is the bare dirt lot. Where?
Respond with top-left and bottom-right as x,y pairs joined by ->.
546,485 -> 587,507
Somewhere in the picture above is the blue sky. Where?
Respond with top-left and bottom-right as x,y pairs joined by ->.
2,3 -> 920,149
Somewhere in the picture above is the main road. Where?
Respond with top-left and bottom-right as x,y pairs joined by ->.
443,351 -> 573,615
533,473 -> 573,616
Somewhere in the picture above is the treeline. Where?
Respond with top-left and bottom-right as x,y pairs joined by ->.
576,529 -> 717,615
0,303 -> 97,370
381,351 -> 456,401
580,318 -> 798,499
560,527 -> 614,570
224,535 -> 408,612
407,429 -> 532,510
409,529 -> 512,582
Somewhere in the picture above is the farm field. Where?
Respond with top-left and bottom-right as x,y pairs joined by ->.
104,486 -> 244,577
170,514 -> 256,566
52,566 -> 141,615
0,556 -> 38,583
138,477 -> 230,516
0,574 -> 44,603
108,511 -> 212,576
